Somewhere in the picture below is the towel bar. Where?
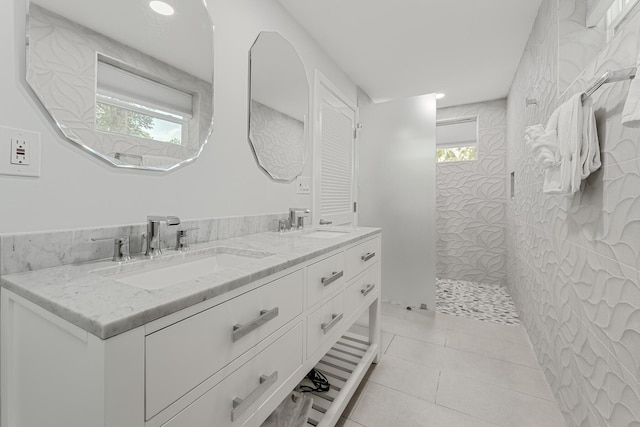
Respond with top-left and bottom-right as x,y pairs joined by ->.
581,67 -> 637,103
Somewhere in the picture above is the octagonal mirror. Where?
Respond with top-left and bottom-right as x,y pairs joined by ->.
249,32 -> 309,181
26,0 -> 214,171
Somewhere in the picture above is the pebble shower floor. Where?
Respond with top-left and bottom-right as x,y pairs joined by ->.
436,278 -> 520,325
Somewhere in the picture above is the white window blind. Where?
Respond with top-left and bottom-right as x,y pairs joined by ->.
97,59 -> 193,118
436,116 -> 477,148
320,102 -> 354,222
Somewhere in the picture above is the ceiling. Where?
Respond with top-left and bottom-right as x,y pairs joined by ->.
30,0 -> 213,82
277,0 -> 543,108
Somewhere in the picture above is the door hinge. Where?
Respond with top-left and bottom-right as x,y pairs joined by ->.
353,202 -> 357,213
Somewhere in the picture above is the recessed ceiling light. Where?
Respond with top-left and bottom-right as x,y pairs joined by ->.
150,1 -> 174,16
436,93 -> 445,100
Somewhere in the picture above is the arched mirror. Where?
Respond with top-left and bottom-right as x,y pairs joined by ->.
249,32 -> 309,181
26,0 -> 214,171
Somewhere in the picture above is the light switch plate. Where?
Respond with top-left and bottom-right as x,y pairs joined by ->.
0,126 -> 41,177
296,176 -> 311,194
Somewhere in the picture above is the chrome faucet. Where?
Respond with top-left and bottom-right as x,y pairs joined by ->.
91,236 -> 131,262
145,215 -> 181,257
288,208 -> 311,230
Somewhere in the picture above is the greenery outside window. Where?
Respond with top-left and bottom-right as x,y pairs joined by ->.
96,94 -> 185,145
95,56 -> 192,145
436,116 -> 478,163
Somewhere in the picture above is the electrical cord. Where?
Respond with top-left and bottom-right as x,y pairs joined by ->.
299,368 -> 330,393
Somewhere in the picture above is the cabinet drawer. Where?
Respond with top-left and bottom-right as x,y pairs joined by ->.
345,236 -> 380,280
345,262 -> 380,317
307,292 -> 344,357
307,252 -> 346,308
146,269 -> 304,419
161,322 -> 303,427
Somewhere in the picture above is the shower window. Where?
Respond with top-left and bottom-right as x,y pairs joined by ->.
587,0 -> 640,39
605,0 -> 640,37
436,116 -> 478,163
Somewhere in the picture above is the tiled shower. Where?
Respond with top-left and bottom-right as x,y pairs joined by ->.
436,0 -> 640,424
507,0 -> 640,424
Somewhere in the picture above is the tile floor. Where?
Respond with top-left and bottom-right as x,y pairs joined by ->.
339,303 -> 566,427
436,278 -> 520,325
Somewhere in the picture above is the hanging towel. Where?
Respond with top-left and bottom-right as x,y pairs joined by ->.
525,93 -> 601,194
621,61 -> 640,127
524,124 -> 559,169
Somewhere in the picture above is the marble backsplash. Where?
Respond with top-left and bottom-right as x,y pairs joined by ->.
0,213 -> 288,276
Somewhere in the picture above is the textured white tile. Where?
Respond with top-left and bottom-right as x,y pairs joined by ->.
436,100 -> 508,286
437,371 -> 566,427
505,0 -> 640,423
350,382 -> 497,427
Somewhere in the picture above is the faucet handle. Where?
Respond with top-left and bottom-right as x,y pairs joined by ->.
175,228 -> 198,251
92,236 -> 131,262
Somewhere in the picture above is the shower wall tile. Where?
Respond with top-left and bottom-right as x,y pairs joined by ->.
507,0 -> 640,425
558,0 -> 606,94
436,99 -> 508,286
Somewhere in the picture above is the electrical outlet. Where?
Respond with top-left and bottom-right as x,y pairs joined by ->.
296,176 -> 311,194
0,126 -> 41,177
11,138 -> 30,165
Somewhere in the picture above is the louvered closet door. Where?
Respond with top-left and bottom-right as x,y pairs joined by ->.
315,75 -> 356,226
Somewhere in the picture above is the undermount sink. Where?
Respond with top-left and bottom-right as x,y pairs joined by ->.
93,247 -> 272,290
300,230 -> 351,239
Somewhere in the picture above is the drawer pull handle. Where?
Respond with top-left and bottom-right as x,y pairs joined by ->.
231,371 -> 278,421
321,312 -> 343,334
321,270 -> 344,287
232,307 -> 279,342
361,283 -> 376,296
361,252 -> 376,262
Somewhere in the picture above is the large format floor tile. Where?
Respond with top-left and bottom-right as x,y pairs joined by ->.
437,371 -> 566,426
366,354 -> 440,402
350,382 -> 498,427
338,303 -> 566,426
386,335 -> 553,399
444,328 -> 540,368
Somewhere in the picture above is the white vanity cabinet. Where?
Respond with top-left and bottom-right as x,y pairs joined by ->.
1,233 -> 381,427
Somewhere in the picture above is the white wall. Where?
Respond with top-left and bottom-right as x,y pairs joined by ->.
358,94 -> 437,309
0,0 -> 357,234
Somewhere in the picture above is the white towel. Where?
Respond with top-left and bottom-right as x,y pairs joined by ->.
622,62 -> 640,127
525,93 -> 601,194
525,124 -> 559,169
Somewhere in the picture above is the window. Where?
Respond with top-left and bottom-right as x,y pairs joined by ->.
605,0 -> 640,37
587,0 -> 640,38
436,116 -> 478,163
95,57 -> 192,145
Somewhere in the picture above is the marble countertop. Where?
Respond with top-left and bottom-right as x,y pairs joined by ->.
1,227 -> 380,339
